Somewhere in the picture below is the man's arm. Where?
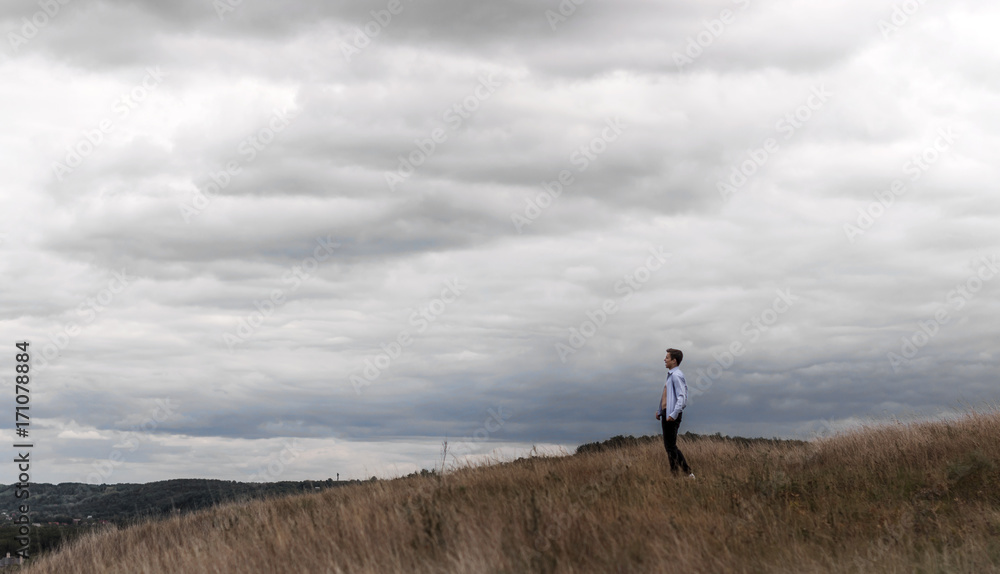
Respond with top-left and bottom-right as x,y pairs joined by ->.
656,382 -> 666,419
667,372 -> 687,420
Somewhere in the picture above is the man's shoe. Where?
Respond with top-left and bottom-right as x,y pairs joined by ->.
687,473 -> 696,479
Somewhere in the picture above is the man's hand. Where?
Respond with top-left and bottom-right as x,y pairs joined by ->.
655,411 -> 661,420
666,416 -> 674,422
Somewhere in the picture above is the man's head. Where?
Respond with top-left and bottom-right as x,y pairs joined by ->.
664,348 -> 683,369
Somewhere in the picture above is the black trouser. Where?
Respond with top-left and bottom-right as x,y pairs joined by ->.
661,411 -> 691,475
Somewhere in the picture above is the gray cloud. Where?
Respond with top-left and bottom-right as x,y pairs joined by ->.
2,0 -> 999,484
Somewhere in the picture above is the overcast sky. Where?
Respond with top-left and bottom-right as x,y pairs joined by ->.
2,0 -> 998,485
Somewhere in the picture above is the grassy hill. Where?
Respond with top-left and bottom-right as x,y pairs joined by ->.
16,408 -> 1000,573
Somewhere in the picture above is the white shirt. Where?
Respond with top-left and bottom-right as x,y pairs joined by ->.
658,367 -> 688,420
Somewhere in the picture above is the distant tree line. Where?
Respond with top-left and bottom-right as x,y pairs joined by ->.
574,431 -> 806,455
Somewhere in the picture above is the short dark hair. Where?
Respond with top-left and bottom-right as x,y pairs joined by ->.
666,348 -> 683,366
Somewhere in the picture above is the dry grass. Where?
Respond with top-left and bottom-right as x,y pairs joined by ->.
19,408 -> 1000,573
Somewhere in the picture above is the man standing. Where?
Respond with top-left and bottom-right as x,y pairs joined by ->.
655,348 -> 694,478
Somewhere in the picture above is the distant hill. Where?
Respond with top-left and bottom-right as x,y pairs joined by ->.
0,478 -> 351,525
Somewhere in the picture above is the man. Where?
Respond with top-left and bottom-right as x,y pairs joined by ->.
655,348 -> 694,478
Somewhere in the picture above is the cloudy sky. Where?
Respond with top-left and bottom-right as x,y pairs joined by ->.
2,0 -> 998,485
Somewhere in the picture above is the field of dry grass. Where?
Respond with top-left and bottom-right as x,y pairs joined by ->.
17,408 -> 1000,573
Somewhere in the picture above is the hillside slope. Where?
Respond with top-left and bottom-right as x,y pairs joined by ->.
19,409 -> 1000,573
